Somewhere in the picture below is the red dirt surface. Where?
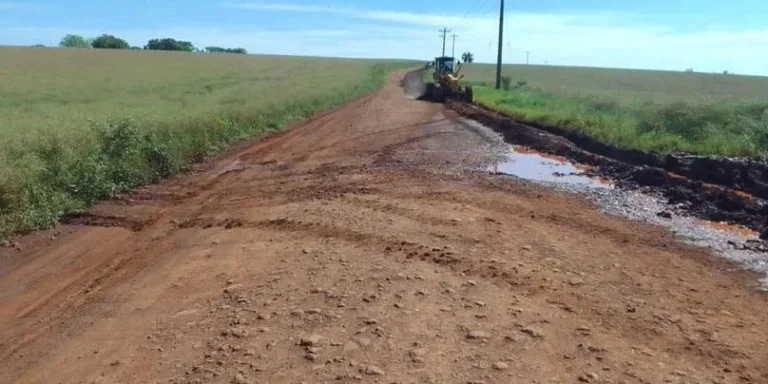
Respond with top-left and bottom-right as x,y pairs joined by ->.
1,72 -> 767,384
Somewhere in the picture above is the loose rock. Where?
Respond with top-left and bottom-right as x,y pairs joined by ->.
408,348 -> 426,363
521,327 -> 544,338
300,335 -> 324,347
224,284 -> 244,294
466,330 -> 490,340
362,365 -> 385,376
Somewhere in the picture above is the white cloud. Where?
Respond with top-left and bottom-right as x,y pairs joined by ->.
224,2 -> 768,75
227,1 -> 465,27
3,2 -> 767,76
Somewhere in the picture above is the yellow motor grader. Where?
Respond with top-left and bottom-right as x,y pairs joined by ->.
423,56 -> 473,103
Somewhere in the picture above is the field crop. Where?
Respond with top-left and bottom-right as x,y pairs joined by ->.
0,47 -> 410,234
462,64 -> 768,158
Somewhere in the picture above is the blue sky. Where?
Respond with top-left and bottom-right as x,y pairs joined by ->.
2,1 -> 768,75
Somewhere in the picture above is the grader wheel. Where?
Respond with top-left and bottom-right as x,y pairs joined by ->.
464,85 -> 474,103
424,82 -> 436,101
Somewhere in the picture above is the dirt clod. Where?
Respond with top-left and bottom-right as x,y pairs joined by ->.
362,365 -> 385,376
466,330 -> 490,340
233,373 -> 250,384
300,335 -> 324,347
521,327 -> 544,339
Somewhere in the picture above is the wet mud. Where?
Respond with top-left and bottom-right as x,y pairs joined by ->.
449,101 -> 768,243
446,100 -> 768,288
490,144 -> 610,189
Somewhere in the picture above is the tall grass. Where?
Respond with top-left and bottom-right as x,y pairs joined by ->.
463,64 -> 768,158
0,47 -> 411,234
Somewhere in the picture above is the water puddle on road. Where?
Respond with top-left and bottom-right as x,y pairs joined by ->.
492,145 -> 612,189
488,144 -> 768,288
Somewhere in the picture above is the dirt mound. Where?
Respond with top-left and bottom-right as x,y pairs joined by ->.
665,154 -> 768,200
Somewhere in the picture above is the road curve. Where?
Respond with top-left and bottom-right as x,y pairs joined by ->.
1,71 -> 767,383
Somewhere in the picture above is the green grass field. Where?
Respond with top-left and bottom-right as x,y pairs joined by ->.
0,47 -> 409,234
462,64 -> 768,158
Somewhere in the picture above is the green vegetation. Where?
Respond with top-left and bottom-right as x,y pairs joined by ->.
205,47 -> 248,54
145,38 -> 195,52
59,34 -> 90,48
57,33 -> 246,53
90,34 -> 130,49
0,46 -> 409,234
463,64 -> 768,158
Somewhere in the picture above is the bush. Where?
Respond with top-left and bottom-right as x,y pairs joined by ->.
145,38 -> 195,52
91,34 -> 130,49
59,34 -> 89,48
501,76 -> 512,91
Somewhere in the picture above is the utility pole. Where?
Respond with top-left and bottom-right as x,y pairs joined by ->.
526,51 -> 530,65
451,34 -> 457,59
495,0 -> 504,89
439,28 -> 451,57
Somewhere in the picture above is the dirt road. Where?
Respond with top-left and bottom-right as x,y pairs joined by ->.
1,72 -> 767,384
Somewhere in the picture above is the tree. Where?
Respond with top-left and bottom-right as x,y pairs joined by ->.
461,52 -> 474,64
91,34 -> 130,49
59,34 -> 90,48
205,46 -> 248,54
145,38 -> 195,52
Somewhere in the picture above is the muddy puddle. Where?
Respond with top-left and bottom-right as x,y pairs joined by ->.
492,145 -> 611,189
477,125 -> 768,290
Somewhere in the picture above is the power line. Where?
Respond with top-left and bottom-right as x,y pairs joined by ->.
452,0 -> 497,33
450,0 -> 496,32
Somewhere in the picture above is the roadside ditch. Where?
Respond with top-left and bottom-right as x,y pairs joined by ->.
445,101 -> 768,288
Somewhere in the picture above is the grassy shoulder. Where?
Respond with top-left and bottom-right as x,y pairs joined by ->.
464,64 -> 768,159
0,47 -> 412,234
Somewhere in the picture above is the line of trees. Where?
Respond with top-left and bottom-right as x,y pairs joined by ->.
145,38 -> 195,52
205,47 -> 248,54
58,34 -> 247,54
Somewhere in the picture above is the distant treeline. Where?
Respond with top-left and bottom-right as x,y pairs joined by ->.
204,47 -> 248,54
58,34 -> 247,54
